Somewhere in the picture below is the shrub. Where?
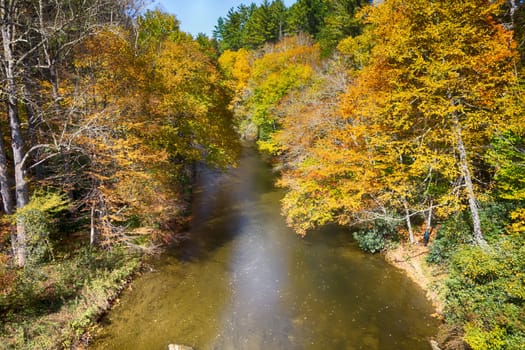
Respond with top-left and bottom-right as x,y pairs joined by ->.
353,229 -> 385,253
426,212 -> 473,265
444,237 -> 525,350
478,201 -> 512,243
13,191 -> 68,266
353,217 -> 399,253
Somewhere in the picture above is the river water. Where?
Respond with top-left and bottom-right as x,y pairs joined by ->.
92,146 -> 438,350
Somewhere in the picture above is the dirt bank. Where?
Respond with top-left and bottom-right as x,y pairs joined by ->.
383,242 -> 446,317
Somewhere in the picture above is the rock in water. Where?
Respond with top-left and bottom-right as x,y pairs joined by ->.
168,344 -> 194,350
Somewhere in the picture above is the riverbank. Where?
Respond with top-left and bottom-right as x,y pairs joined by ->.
382,241 -> 468,350
0,246 -> 141,349
383,242 -> 446,317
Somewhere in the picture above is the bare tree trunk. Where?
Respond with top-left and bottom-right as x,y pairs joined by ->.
427,201 -> 433,228
0,131 -> 17,262
0,1 -> 16,216
403,200 -> 414,244
7,84 -> 29,268
508,0 -> 518,26
454,117 -> 487,247
90,202 -> 97,246
1,0 -> 30,266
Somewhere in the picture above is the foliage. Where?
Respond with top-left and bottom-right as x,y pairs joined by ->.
427,201 -> 511,265
136,9 -> 184,52
0,246 -> 140,349
218,48 -> 253,96
287,0 -> 328,37
70,10 -> 239,245
9,191 -> 69,266
352,217 -> 399,253
487,130 -> 525,233
445,237 -> 525,350
426,212 -> 474,264
213,0 -> 368,54
238,35 -> 321,141
214,1 -> 287,51
316,0 -> 368,55
272,0 -> 519,247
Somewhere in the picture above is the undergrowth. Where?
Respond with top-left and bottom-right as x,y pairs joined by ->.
0,246 -> 140,349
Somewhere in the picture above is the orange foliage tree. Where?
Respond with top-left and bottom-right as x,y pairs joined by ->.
70,11 -> 239,247
276,0 -> 519,245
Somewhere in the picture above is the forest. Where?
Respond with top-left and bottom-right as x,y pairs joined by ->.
0,0 -> 524,349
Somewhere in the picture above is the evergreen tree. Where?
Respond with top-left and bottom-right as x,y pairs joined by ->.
318,0 -> 368,55
287,0 -> 328,37
214,4 -> 255,51
243,0 -> 286,48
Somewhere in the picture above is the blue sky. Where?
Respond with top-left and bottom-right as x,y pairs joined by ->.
152,0 -> 297,37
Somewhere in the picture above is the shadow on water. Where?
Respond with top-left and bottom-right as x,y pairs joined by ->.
171,145 -> 275,264
92,145 -> 439,350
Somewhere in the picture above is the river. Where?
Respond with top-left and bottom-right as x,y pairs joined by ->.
91,146 -> 438,350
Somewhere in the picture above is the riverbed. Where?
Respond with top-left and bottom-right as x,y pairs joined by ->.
91,146 -> 438,349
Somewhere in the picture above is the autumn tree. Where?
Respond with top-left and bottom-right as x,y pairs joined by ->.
275,0 -> 519,248
0,0 -> 135,266
242,35 -> 321,141
71,10 -> 239,246
362,0 -> 518,246
218,48 -> 253,109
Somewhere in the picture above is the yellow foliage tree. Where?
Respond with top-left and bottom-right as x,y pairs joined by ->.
277,0 -> 519,246
70,12 -> 239,246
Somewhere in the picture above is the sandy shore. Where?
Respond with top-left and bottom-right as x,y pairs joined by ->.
383,242 -> 446,317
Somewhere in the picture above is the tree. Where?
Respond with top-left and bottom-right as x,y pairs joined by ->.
213,4 -> 256,51
214,1 -> 290,51
275,0 -> 519,247
244,35 -> 320,141
359,0 -> 518,246
71,11 -> 239,246
0,0 -> 134,266
243,0 -> 286,48
218,48 -> 253,105
488,126 -> 525,234
287,0 -> 328,37
317,0 -> 368,55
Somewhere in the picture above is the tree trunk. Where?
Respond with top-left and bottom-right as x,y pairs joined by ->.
426,201 -> 433,228
0,132 -> 14,215
403,200 -> 414,244
8,79 -> 29,267
1,0 -> 30,266
508,0 -> 518,27
0,130 -> 17,263
90,202 -> 97,246
454,118 -> 487,247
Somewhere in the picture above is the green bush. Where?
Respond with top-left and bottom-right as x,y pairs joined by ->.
0,245 -> 140,349
353,217 -> 399,253
353,229 -> 385,253
479,201 -> 512,243
13,191 -> 68,266
464,323 -> 506,350
444,236 -> 525,350
426,212 -> 473,264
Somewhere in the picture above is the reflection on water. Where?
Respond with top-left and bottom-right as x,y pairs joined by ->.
92,146 -> 438,350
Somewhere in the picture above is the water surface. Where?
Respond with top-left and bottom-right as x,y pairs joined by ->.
92,147 -> 438,349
